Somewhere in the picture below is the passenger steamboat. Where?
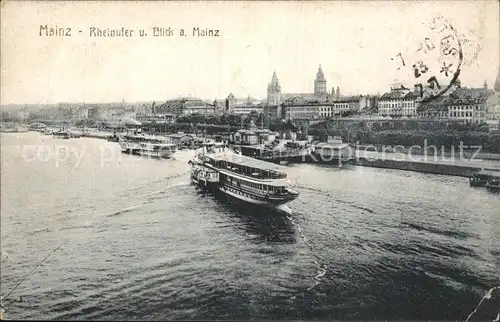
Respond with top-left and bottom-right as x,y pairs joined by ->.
119,134 -> 177,158
189,144 -> 299,214
52,130 -> 81,139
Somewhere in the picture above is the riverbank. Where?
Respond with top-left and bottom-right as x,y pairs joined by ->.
356,145 -> 500,161
353,157 -> 492,178
235,142 -> 500,177
353,150 -> 500,177
51,131 -> 500,178
84,131 -> 114,140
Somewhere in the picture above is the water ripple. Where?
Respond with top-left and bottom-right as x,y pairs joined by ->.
2,135 -> 500,320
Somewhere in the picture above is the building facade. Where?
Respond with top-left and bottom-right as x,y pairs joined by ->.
445,96 -> 487,124
136,113 -> 176,124
230,105 -> 265,115
155,98 -> 215,115
225,94 -> 265,115
378,85 -> 418,117
266,65 -> 341,110
213,99 -> 226,115
416,96 -> 449,118
283,102 -> 320,121
263,105 -> 281,119
318,98 -> 361,118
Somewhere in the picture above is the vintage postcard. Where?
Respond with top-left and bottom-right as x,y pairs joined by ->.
1,0 -> 499,320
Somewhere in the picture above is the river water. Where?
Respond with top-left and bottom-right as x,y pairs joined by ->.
1,132 -> 499,320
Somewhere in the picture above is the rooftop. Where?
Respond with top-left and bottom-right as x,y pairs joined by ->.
155,97 -> 207,112
208,151 -> 289,173
379,91 -> 417,101
314,142 -> 351,149
168,133 -> 193,139
123,134 -> 175,144
334,96 -> 360,102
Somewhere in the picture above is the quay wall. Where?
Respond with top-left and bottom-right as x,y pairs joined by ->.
85,133 -> 109,140
353,158 -> 484,178
356,145 -> 500,161
79,133 -> 496,178
237,145 -> 494,178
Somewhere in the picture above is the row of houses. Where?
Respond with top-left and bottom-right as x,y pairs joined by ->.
146,94 -> 372,119
16,73 -> 498,131
145,84 -> 497,121
91,88 -> 498,130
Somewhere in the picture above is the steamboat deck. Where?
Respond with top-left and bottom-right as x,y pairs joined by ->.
190,148 -> 299,214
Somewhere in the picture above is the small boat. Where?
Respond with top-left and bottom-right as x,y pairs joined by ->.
486,178 -> 500,193
0,127 -> 18,133
119,134 -> 177,158
189,145 -> 299,214
16,125 -> 28,133
469,170 -> 500,187
107,134 -> 120,142
0,125 -> 28,133
73,129 -> 90,137
52,130 -> 72,139
69,131 -> 83,138
28,123 -> 47,132
42,128 -> 53,135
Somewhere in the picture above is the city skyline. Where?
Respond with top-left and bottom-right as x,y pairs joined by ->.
1,1 -> 499,106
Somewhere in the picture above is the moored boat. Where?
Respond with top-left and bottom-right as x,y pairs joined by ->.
42,128 -> 54,135
469,170 -> 500,187
189,145 -> 299,214
52,130 -> 81,139
0,127 -> 18,133
107,133 -> 120,142
486,178 -> 500,193
28,122 -> 47,132
311,136 -> 355,165
0,125 -> 28,133
119,134 -> 177,158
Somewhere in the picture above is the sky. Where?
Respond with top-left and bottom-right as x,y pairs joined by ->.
1,1 -> 499,105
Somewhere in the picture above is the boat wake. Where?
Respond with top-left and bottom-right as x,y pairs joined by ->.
32,227 -> 51,234
106,205 -> 143,218
117,170 -> 190,198
60,222 -> 94,231
286,213 -> 326,299
55,180 -> 191,238
296,185 -> 376,215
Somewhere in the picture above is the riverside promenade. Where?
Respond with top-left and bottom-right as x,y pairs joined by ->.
79,132 -> 500,177
354,150 -> 500,177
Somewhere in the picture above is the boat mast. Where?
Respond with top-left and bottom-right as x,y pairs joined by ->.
202,120 -> 206,159
227,123 -> 230,152
82,101 -> 85,133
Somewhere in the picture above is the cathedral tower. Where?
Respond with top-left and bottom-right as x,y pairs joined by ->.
225,93 -> 236,113
314,65 -> 327,96
267,70 -> 281,106
494,62 -> 500,93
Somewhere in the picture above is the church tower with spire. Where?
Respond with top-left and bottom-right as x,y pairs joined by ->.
331,86 -> 336,101
314,65 -> 327,97
494,62 -> 500,93
267,70 -> 282,106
